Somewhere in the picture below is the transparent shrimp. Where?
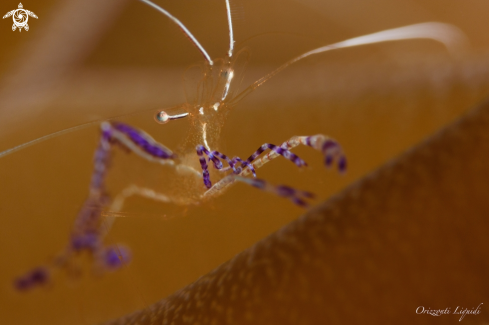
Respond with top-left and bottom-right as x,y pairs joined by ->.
7,0 -> 469,292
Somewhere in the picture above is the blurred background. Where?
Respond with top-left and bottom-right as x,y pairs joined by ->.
1,0 -> 489,324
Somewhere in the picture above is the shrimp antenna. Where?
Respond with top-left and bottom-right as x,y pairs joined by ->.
225,0 -> 235,57
230,22 -> 469,105
0,121 -> 106,159
137,0 -> 213,66
0,106 -> 187,159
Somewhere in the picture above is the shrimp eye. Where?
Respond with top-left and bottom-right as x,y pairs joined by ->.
155,111 -> 189,124
155,111 -> 170,124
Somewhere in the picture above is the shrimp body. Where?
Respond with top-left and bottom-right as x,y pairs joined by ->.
10,0 -> 468,291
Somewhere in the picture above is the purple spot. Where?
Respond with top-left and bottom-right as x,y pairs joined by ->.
94,146 -> 109,162
105,249 -> 121,268
14,267 -> 49,291
305,136 -> 312,146
203,170 -> 212,189
114,123 -> 173,159
209,156 -> 222,169
91,174 -> 104,189
196,145 -> 204,155
150,146 -> 163,157
31,268 -> 49,284
274,147 -> 285,155
322,140 -> 338,152
103,246 -> 131,270
325,155 -> 333,167
301,191 -> 315,199
71,232 -> 99,251
292,155 -> 307,167
101,128 -> 112,141
277,185 -> 295,197
292,197 -> 308,207
14,276 -> 32,291
338,156 -> 347,173
199,157 -> 207,167
204,180 -> 212,189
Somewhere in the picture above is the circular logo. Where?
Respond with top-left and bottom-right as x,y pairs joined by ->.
13,10 -> 28,27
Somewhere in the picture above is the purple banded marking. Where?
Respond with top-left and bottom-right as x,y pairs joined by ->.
90,142 -> 111,191
101,245 -> 131,270
298,136 -> 347,173
322,139 -> 338,153
277,185 -> 314,199
196,146 -> 245,188
244,179 -> 314,207
71,231 -> 99,251
101,126 -> 112,141
211,151 -> 237,172
90,124 -> 113,192
14,267 -> 49,291
112,123 -> 175,160
73,195 -> 108,231
196,145 -> 222,169
207,152 -> 223,169
338,156 -> 347,173
241,143 -> 307,172
301,191 -> 315,199
276,185 -> 315,207
325,154 -> 333,167
276,185 -> 296,197
291,197 -> 308,207
305,136 -> 312,147
321,139 -> 347,172
232,156 -> 256,176
196,145 -> 212,188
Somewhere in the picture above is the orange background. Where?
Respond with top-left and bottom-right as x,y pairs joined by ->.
1,0 -> 489,324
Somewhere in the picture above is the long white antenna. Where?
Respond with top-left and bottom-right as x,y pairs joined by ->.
0,106 -> 189,159
0,121 -> 104,159
225,0 -> 235,57
291,22 -> 467,65
230,22 -> 469,104
137,0 -> 213,65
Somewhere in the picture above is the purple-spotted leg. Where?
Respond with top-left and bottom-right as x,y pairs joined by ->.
201,135 -> 346,206
14,267 -> 50,291
203,175 -> 315,207
195,143 -> 305,188
196,145 -> 242,188
110,122 -> 176,162
72,122 -> 176,254
245,177 -> 315,207
239,143 -> 308,176
15,124 -> 114,290
196,145 -> 213,189
210,151 -> 238,173
239,135 -> 347,177
15,122 -> 177,290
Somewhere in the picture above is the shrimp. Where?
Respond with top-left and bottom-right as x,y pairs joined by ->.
3,0 -> 468,296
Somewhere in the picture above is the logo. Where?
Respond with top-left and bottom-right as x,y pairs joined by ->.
3,3 -> 38,32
